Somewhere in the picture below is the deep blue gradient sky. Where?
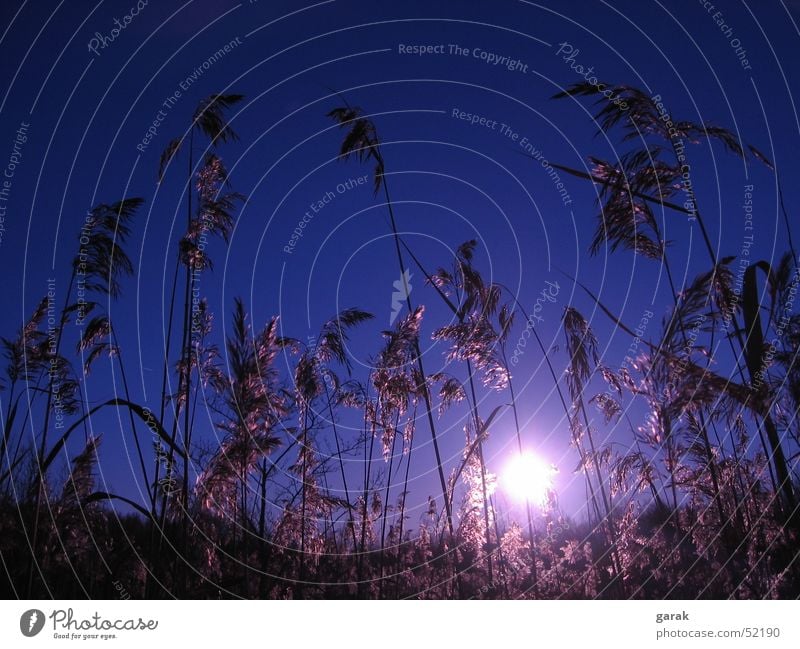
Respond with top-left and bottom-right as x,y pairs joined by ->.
1,0 -> 799,527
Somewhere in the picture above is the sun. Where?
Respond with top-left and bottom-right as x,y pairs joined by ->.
503,452 -> 554,505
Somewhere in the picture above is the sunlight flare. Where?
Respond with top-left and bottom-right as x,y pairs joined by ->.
502,452 -> 555,505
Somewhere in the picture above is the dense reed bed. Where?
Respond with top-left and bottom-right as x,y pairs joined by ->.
1,87 -> 798,599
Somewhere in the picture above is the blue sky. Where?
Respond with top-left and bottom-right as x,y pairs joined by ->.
1,0 -> 798,527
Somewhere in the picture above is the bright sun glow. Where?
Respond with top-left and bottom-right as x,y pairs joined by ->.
503,452 -> 554,505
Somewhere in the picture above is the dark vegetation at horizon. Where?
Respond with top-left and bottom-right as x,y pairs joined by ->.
1,84 -> 799,599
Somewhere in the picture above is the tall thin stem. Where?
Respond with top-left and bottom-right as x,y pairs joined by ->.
378,413 -> 399,597
323,381 -> 358,550
380,173 -> 456,547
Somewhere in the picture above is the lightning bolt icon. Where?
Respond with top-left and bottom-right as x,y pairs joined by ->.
28,611 -> 38,632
